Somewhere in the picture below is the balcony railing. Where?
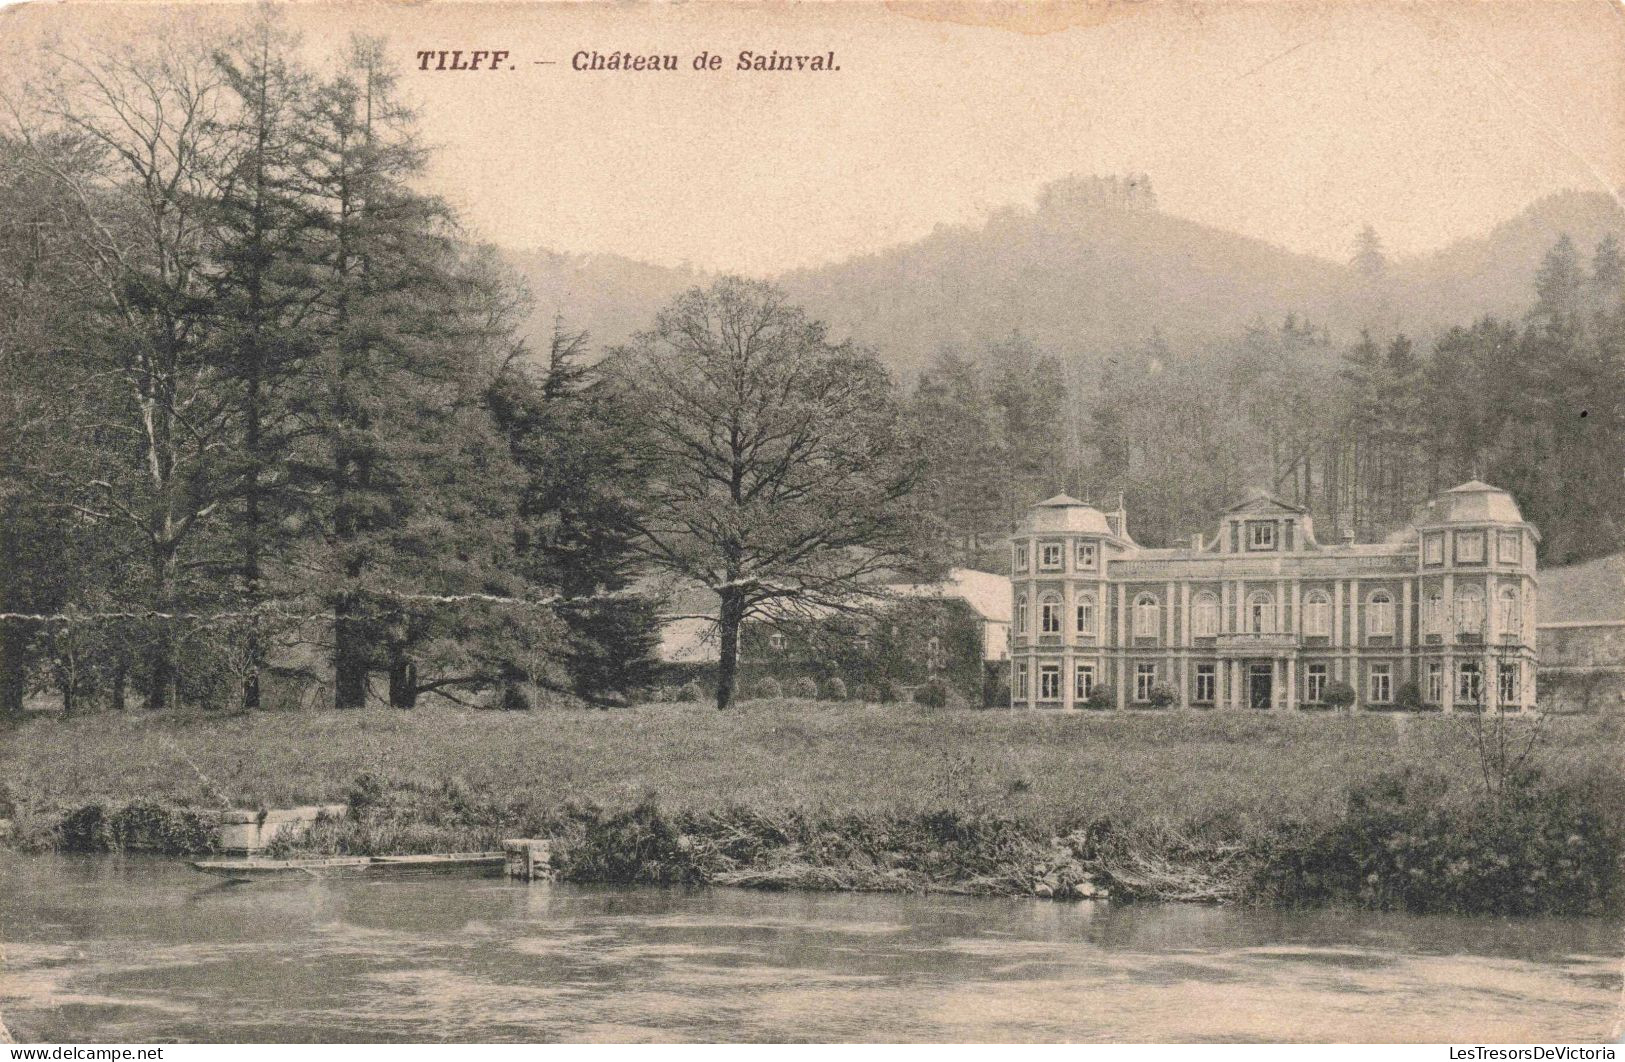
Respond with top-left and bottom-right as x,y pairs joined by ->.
1213,632 -> 1299,654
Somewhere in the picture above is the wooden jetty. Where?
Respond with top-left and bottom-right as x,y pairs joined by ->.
191,851 -> 505,881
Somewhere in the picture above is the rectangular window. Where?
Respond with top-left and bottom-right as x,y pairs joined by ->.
1134,663 -> 1156,702
1040,598 -> 1062,634
1038,543 -> 1064,572
1499,531 -> 1522,564
1303,595 -> 1331,637
1194,664 -> 1216,704
1499,662 -> 1520,704
1192,595 -> 1219,637
1039,665 -> 1061,702
1306,663 -> 1328,704
1132,597 -> 1159,638
1455,531 -> 1485,564
1424,533 -> 1445,566
1426,661 -> 1443,703
1015,662 -> 1029,700
1247,521 -> 1277,551
1013,545 -> 1029,574
1075,662 -> 1095,700
1075,599 -> 1095,635
1458,661 -> 1482,704
1369,663 -> 1392,704
1075,541 -> 1097,570
1367,595 -> 1395,637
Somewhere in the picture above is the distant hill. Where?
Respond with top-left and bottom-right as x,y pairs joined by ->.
501,184 -> 1624,377
503,248 -> 713,356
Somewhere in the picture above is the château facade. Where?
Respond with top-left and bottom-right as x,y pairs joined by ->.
1009,482 -> 1538,712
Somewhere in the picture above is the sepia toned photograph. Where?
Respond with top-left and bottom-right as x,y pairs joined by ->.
0,0 -> 1621,1047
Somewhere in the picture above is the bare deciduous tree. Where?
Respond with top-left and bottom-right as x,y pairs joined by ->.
614,277 -> 924,709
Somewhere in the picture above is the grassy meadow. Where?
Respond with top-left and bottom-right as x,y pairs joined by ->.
2,700 -> 1618,831
5,702 -> 1621,911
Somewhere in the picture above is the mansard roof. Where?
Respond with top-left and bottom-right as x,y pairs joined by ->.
1023,495 -> 1114,535
1420,480 -> 1530,530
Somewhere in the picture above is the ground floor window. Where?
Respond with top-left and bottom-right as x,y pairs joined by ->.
1306,663 -> 1327,704
1039,664 -> 1061,701
1369,663 -> 1392,704
1015,662 -> 1028,700
1426,661 -> 1443,703
1075,662 -> 1095,700
1194,663 -> 1216,704
1499,661 -> 1520,705
1458,661 -> 1482,704
1134,663 -> 1156,702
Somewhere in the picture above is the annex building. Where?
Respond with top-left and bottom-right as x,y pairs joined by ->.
1010,482 -> 1538,712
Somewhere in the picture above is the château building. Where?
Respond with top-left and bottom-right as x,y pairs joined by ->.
1009,482 -> 1538,712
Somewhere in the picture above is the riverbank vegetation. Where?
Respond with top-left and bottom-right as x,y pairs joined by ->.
3,703 -> 1620,914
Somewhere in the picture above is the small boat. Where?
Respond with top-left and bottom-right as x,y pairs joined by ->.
190,851 -> 507,881
191,856 -> 374,880
369,852 -> 506,872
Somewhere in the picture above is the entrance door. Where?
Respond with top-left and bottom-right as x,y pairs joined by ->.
1248,663 -> 1273,710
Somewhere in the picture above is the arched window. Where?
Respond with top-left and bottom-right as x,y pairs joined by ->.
1133,593 -> 1160,638
1246,591 -> 1274,634
1302,591 -> 1331,637
1039,592 -> 1063,634
1455,585 -> 1484,636
1075,592 -> 1096,635
1366,590 -> 1395,637
1015,594 -> 1028,635
1425,588 -> 1446,633
1191,591 -> 1220,637
1499,586 -> 1520,634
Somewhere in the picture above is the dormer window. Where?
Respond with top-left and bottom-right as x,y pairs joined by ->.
1246,520 -> 1277,551
1455,531 -> 1485,564
1498,531 -> 1522,564
1075,540 -> 1097,570
1038,542 -> 1064,572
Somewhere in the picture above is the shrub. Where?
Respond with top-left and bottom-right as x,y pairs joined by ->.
1323,681 -> 1357,711
1253,768 -> 1623,915
754,676 -> 782,700
677,680 -> 706,703
59,801 -> 215,854
1395,679 -> 1424,712
874,679 -> 899,703
1146,683 -> 1178,709
791,676 -> 819,700
822,676 -> 848,701
648,686 -> 671,704
852,683 -> 879,703
915,677 -> 949,709
1083,683 -> 1116,710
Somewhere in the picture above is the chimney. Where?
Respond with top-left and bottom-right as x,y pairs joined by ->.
1114,492 -> 1129,540
1191,533 -> 1204,551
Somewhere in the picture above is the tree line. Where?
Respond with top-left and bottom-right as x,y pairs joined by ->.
906,233 -> 1624,570
3,17 -> 1616,720
0,19 -> 927,716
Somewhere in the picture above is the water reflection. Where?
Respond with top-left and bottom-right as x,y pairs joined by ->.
1,854 -> 1619,1042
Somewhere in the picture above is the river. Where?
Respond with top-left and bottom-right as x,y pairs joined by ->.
1,854 -> 1619,1042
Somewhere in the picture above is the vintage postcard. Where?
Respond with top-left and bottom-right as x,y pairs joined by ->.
0,0 -> 1621,1048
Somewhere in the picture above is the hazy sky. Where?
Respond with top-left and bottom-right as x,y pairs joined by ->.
10,1 -> 1624,273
